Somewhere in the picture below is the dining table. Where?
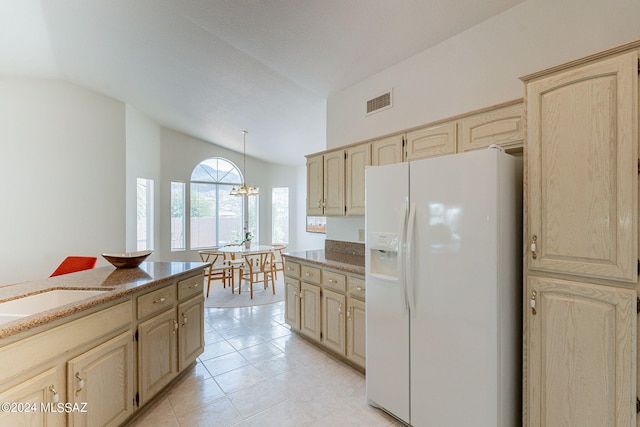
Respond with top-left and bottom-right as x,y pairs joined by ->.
217,244 -> 276,293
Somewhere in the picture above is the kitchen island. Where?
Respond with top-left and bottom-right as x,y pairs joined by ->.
283,242 -> 366,371
0,261 -> 207,426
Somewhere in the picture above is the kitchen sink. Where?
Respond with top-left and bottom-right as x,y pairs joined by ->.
0,289 -> 109,322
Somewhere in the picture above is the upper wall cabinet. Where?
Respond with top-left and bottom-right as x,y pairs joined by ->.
345,144 -> 370,216
323,150 -> 346,216
405,121 -> 456,161
306,154 -> 324,216
526,51 -> 638,282
306,151 -> 346,216
458,101 -> 523,152
371,134 -> 404,166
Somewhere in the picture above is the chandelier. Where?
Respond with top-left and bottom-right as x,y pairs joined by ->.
230,130 -> 259,196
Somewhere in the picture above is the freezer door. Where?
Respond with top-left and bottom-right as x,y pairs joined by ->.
409,150 -> 512,426
365,161 -> 410,423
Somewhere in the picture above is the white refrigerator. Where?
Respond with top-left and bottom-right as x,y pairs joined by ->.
365,148 -> 522,426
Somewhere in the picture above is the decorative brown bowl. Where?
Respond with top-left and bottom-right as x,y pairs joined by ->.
102,250 -> 152,268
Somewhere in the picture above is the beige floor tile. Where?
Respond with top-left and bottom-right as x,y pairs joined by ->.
130,301 -> 401,427
214,364 -> 267,394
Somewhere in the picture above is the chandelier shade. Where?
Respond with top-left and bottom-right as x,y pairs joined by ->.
230,130 -> 259,197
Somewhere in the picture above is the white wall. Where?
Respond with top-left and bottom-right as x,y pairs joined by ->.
0,77 -> 126,285
125,105 -> 162,257
0,78 -> 307,284
158,128 -> 304,260
325,0 -> 640,241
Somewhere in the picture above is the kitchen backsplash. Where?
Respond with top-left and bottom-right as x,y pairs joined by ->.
325,239 -> 365,267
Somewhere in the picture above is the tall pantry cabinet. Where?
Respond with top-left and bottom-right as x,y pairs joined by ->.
522,46 -> 639,426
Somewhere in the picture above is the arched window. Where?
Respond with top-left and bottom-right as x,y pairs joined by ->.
190,158 -> 244,248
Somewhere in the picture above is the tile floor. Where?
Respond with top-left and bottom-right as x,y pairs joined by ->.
128,300 -> 402,426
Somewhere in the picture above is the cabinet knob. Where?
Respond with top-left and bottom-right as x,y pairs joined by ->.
153,297 -> 166,304
173,320 -> 179,333
75,373 -> 84,396
531,290 -> 537,315
189,283 -> 199,289
49,385 -> 59,403
530,235 -> 538,259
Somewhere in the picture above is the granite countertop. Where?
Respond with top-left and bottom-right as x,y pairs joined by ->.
284,249 -> 365,276
0,261 -> 208,339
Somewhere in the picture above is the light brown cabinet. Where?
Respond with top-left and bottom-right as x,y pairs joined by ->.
137,275 -> 204,406
371,134 -> 404,166
306,154 -> 324,216
323,150 -> 346,216
0,301 -> 133,427
0,367 -> 64,427
322,289 -> 346,355
345,144 -> 370,216
67,331 -> 134,427
306,150 -> 348,216
284,257 -> 366,370
405,121 -> 457,161
522,46 -> 639,427
526,51 -> 637,283
458,101 -> 523,152
527,276 -> 635,427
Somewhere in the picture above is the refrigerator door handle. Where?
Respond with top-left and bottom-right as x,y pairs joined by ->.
406,202 -> 417,314
398,201 -> 409,312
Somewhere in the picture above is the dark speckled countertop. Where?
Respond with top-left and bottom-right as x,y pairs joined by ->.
284,250 -> 365,276
0,262 -> 208,339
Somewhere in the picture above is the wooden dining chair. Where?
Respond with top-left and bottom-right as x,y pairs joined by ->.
269,244 -> 286,279
198,250 -> 232,298
238,252 -> 275,299
222,244 -> 245,293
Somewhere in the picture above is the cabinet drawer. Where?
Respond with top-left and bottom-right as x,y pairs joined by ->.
137,284 -> 176,320
301,265 -> 321,285
323,270 -> 346,293
284,260 -> 301,278
348,276 -> 366,300
178,274 -> 204,300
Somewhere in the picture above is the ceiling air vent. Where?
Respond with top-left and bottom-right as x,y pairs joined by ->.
366,90 -> 392,115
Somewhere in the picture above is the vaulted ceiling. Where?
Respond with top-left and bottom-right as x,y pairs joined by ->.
1,0 -> 524,165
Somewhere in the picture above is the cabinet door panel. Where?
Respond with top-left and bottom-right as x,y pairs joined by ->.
306,154 -> 323,215
138,309 -> 178,405
347,297 -> 366,368
527,51 -> 638,282
300,283 -> 321,342
284,277 -> 300,331
371,134 -> 404,166
323,151 -> 345,216
459,102 -> 523,152
322,289 -> 346,355
178,296 -> 204,371
405,122 -> 456,161
0,367 -> 64,427
346,144 -> 370,216
67,331 -> 133,427
527,276 -> 635,427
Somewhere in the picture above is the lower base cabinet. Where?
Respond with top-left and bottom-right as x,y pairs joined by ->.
137,308 -> 178,406
178,296 -> 205,371
346,298 -> 366,367
300,282 -> 322,342
67,331 -> 134,427
284,257 -> 366,370
284,276 -> 301,331
0,270 -> 206,427
526,275 -> 636,426
322,289 -> 346,355
0,367 -> 64,427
